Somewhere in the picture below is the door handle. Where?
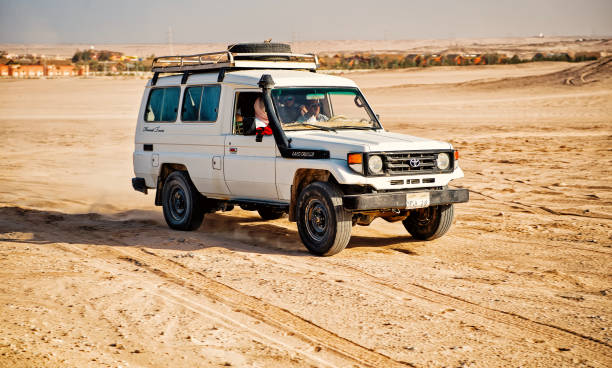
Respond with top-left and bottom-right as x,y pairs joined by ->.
212,156 -> 222,170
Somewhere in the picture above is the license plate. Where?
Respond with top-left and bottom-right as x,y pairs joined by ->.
405,192 -> 430,209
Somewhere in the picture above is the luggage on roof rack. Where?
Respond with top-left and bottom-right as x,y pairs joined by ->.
151,45 -> 319,74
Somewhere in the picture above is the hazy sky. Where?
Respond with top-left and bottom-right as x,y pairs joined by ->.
1,0 -> 611,44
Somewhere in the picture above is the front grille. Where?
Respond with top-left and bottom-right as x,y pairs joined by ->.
384,152 -> 437,175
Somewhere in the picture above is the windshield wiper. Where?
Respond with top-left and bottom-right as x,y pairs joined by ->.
334,125 -> 379,131
284,123 -> 336,132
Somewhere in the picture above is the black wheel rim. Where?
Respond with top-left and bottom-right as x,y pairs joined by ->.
169,185 -> 187,221
414,206 -> 434,226
305,199 -> 328,242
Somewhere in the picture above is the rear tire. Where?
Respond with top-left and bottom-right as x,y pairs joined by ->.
403,204 -> 454,240
257,207 -> 285,220
162,171 -> 205,231
296,182 -> 351,256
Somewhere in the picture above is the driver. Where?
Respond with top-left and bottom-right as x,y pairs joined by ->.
278,95 -> 300,123
297,100 -> 328,123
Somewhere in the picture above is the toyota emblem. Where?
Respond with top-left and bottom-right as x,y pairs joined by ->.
409,158 -> 421,168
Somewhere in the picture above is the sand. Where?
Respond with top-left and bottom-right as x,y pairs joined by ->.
0,58 -> 611,367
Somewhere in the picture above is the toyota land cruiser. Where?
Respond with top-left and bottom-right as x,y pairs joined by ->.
132,43 -> 468,256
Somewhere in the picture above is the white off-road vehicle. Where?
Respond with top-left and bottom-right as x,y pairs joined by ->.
132,43 -> 468,256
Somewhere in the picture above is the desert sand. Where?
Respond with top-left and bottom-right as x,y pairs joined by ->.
0,58 -> 611,367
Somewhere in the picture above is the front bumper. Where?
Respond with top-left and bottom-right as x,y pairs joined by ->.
342,188 -> 469,211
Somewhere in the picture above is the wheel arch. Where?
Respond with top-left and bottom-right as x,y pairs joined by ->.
154,163 -> 189,206
288,168 -> 340,222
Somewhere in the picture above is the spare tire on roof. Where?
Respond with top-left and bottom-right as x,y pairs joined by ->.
228,43 -> 292,61
228,43 -> 292,53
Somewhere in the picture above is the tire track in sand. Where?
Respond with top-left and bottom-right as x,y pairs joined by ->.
52,243 -> 345,368
8,207 -> 609,366
80,243 -> 412,368
3,207 -> 410,367
124,240 -> 611,367
265,255 -> 612,366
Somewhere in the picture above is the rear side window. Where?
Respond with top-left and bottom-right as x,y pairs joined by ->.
181,85 -> 221,122
145,87 -> 180,122
181,87 -> 202,121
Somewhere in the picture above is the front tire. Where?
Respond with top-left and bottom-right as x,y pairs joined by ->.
403,204 -> 454,240
162,171 -> 205,231
296,182 -> 351,256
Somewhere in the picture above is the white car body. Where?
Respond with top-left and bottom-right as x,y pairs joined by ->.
132,45 -> 468,255
134,69 -> 463,201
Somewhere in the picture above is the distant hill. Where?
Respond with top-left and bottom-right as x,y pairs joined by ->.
0,37 -> 609,59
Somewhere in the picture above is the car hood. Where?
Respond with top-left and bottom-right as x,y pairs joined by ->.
285,129 -> 452,159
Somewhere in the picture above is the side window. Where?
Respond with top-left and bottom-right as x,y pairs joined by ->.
145,87 -> 180,122
181,87 -> 202,121
233,91 -> 261,135
161,88 -> 180,121
181,85 -> 221,122
200,86 -> 221,121
145,89 -> 163,122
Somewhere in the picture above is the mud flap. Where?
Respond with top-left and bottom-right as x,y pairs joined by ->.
131,177 -> 148,194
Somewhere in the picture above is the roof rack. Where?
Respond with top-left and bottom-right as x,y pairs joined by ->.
151,50 -> 319,73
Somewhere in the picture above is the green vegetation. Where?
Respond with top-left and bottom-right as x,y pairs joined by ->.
72,50 -> 93,62
318,52 -> 598,70
71,49 -> 155,74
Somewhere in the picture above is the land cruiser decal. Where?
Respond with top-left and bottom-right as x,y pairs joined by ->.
285,149 -> 330,159
143,126 -> 165,133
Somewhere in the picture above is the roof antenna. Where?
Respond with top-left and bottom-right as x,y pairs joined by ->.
168,26 -> 175,55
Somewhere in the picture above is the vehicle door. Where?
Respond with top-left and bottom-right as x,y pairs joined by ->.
223,90 -> 278,200
176,84 -> 229,196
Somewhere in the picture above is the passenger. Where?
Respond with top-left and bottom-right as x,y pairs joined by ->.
254,97 -> 273,135
279,96 -> 301,123
297,100 -> 328,123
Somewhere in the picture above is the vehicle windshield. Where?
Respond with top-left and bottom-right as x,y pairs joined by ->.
271,88 -> 381,131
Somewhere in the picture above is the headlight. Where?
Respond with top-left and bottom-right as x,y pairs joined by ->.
436,153 -> 450,170
368,155 -> 384,174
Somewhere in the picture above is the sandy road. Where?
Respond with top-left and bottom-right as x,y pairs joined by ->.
1,203 -> 610,367
1,61 -> 611,367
